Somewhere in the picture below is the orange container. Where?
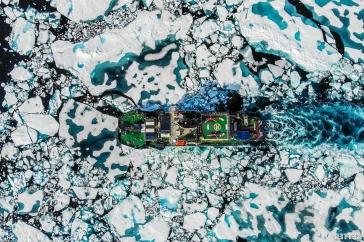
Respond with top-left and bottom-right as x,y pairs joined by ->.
176,140 -> 187,146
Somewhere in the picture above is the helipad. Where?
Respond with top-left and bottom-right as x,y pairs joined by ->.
201,114 -> 229,141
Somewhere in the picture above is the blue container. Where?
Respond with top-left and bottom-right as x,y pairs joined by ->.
236,131 -> 250,140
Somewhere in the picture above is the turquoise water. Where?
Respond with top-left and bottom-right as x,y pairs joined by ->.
252,2 -> 288,30
294,31 -> 301,41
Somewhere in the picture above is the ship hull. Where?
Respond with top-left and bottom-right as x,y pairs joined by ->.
119,109 -> 263,149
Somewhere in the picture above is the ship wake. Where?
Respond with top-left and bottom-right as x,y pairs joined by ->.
262,103 -> 364,149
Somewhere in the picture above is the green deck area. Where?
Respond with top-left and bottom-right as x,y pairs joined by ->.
120,131 -> 145,148
201,114 -> 229,141
121,112 -> 144,125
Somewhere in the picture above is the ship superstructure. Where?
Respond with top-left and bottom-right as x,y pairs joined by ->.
119,107 -> 262,148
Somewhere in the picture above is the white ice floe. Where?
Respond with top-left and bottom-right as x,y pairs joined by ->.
284,168 -> 303,183
290,71 -> 301,89
183,212 -> 207,232
51,0 -> 113,23
9,17 -> 35,55
52,10 -> 192,101
1,142 -> 18,160
0,197 -> 13,217
18,96 -> 44,114
215,58 -> 259,96
158,187 -> 182,210
139,217 -> 170,242
13,221 -> 51,242
314,164 -> 325,181
17,190 -> 44,215
214,58 -> 241,91
236,0 -> 341,72
164,166 -> 178,185
10,66 -> 33,81
300,0 -> 363,62
22,114 -> 59,136
207,207 -> 220,221
59,99 -> 118,147
72,187 -> 99,200
11,125 -> 38,147
268,64 -> 284,78
107,195 -> 145,237
214,183 -> 286,240
53,192 -> 70,212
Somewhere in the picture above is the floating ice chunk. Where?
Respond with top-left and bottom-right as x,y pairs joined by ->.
193,19 -> 219,40
38,27 -> 52,44
290,71 -> 301,89
3,6 -> 20,20
215,59 -> 241,90
0,197 -> 14,216
61,208 -> 74,227
260,70 -> 274,85
71,218 -> 90,241
107,195 -> 145,236
9,17 -> 35,55
183,212 -> 206,232
10,66 -> 33,81
315,165 -> 325,181
207,193 -> 223,207
220,157 -> 233,173
237,0 -> 341,71
164,166 -> 178,185
13,221 -> 52,242
54,192 -> 70,211
4,91 -> 18,107
1,142 -> 18,160
354,173 -> 364,194
19,96 -> 44,114
226,0 -> 242,6
158,187 -> 182,211
284,168 -> 303,183
139,217 -> 170,242
183,201 -> 208,213
113,0 -> 134,8
338,160 -> 363,179
59,99 -> 118,147
121,147 -> 147,167
207,207 -> 220,221
285,213 -> 299,239
195,44 -> 215,68
215,59 -> 239,89
268,64 -> 284,78
183,175 -> 198,190
52,0 -> 113,23
22,114 -> 59,136
11,125 -> 38,146
17,190 -> 43,214
72,187 -> 98,200
241,76 -> 260,97
279,150 -> 289,165
213,215 -> 239,241
39,215 -> 56,234
52,10 -> 192,97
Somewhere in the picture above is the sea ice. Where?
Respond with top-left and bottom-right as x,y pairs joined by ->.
285,168 -> 303,183
11,126 -> 38,146
139,217 -> 170,242
52,0 -> 113,23
183,212 -> 206,232
107,195 -> 145,237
